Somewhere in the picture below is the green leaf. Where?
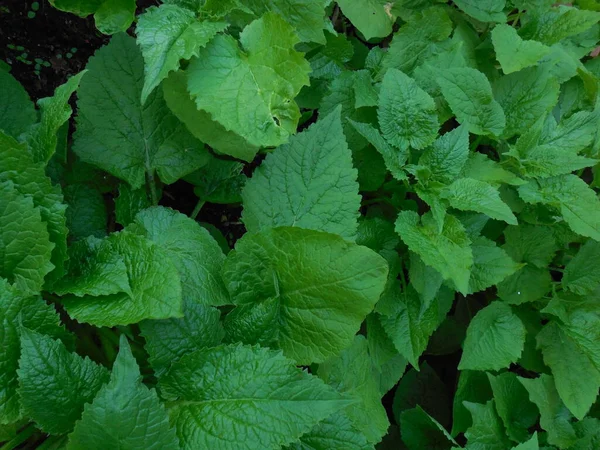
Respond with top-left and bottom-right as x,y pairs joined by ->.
382,7 -> 453,75
453,0 -> 506,23
0,69 -> 36,139
136,4 -> 227,103
395,211 -> 473,294
487,372 -> 539,442
0,132 -> 68,286
128,206 -> 229,305
114,183 -> 151,226
221,227 -> 388,364
25,72 -> 85,163
519,375 -> 577,448
493,67 -> 560,139
0,181 -> 54,294
400,406 -> 457,450
17,328 -> 109,435
563,240 -> 600,294
0,280 -> 73,424
159,344 -> 349,449
236,0 -> 329,44
59,231 -> 183,326
49,0 -> 135,34
463,401 -> 512,450
437,68 -> 506,137
140,299 -> 224,378
497,265 -> 552,305
460,153 -> 524,186
283,411 -> 372,450
467,236 -> 522,294
162,71 -> 258,161
74,33 -> 208,189
337,0 -> 393,40
378,68 -> 439,151
186,157 -> 245,204
348,119 -> 408,181
451,371 -> 493,436
518,174 -> 600,240
458,301 -> 526,371
537,320 -> 600,420
503,224 -> 557,269
492,24 -> 550,74
520,7 -> 600,45
442,178 -> 517,224
242,108 -> 360,241
187,13 -> 311,148
307,32 -> 354,80
63,184 -> 107,241
318,335 -> 389,444
66,336 -> 178,449
377,283 -> 453,368
511,433 -> 539,450
418,125 -> 470,184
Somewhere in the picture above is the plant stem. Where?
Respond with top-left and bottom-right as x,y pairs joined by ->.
147,170 -> 158,206
35,435 -> 68,450
0,424 -> 37,450
190,199 -> 205,220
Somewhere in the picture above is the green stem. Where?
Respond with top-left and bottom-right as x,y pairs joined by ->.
35,435 -> 68,450
0,424 -> 37,450
470,135 -> 483,151
190,199 -> 205,220
398,258 -> 408,292
147,170 -> 158,206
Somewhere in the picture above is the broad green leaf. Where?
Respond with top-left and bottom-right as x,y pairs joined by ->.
378,68 -> 439,151
497,265 -> 552,305
0,132 -> 68,286
400,406 -> 457,450
467,236 -> 522,294
0,280 -> 73,424
114,183 -> 151,226
377,283 -> 453,368
59,231 -> 183,326
451,371 -> 493,436
66,336 -> 178,449
511,434 -> 539,450
437,68 -> 506,136
503,224 -> 557,269
49,0 -> 135,34
348,119 -> 408,181
395,211 -> 473,294
492,24 -> 550,74
0,181 -> 54,294
563,240 -> 600,294
409,252 -> 444,307
463,401 -> 512,450
186,156 -> 246,204
382,7 -> 453,75
454,0 -> 506,22
242,108 -> 360,241
25,72 -> 85,163
318,336 -> 389,444
493,67 -> 560,139
353,70 -> 378,108
337,0 -> 393,40
0,69 -> 36,139
162,71 -> 258,162
236,0 -> 328,44
487,372 -> 538,442
74,33 -> 208,189
418,125 -> 470,184
460,153 -> 524,186
187,13 -> 311,148
284,411 -> 372,450
128,206 -> 229,305
63,184 -> 107,241
159,344 -> 349,450
140,299 -> 224,378
17,328 -> 109,435
393,363 -> 452,429
306,32 -> 354,80
519,375 -> 577,448
520,7 -> 600,45
458,302 -> 526,371
537,320 -> 600,420
136,4 -> 227,103
221,227 -> 388,364
442,178 -> 517,224
518,174 -> 600,240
